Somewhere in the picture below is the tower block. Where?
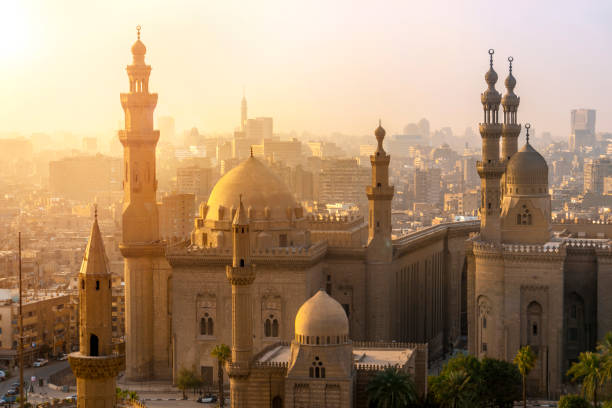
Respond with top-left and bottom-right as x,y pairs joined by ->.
119,27 -> 171,381
477,49 -> 504,242
226,198 -> 256,408
69,214 -> 124,407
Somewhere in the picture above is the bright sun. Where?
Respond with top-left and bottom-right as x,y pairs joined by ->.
0,2 -> 29,59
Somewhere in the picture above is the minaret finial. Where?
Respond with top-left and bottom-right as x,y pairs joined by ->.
94,204 -> 98,221
508,56 -> 513,74
488,49 -> 494,68
525,123 -> 531,144
250,146 -> 253,157
136,25 -> 141,40
378,118 -> 381,127
239,194 -> 242,205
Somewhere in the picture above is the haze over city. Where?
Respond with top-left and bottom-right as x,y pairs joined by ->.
0,1 -> 611,407
1,0 -> 612,137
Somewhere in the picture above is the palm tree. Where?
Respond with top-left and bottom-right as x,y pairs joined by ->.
366,366 -> 417,408
567,351 -> 604,407
430,368 -> 474,408
514,345 -> 537,408
596,331 -> 612,386
211,344 -> 231,408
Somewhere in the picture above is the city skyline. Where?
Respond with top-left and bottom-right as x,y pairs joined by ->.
1,0 -> 612,137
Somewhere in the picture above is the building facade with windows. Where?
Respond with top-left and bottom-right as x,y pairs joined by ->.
467,52 -> 612,398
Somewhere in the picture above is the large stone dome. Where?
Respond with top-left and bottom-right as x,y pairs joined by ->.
205,156 -> 299,222
295,290 -> 349,345
505,142 -> 548,190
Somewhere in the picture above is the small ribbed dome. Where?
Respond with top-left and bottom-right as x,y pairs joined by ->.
295,290 -> 349,341
131,39 -> 146,56
506,143 -> 548,188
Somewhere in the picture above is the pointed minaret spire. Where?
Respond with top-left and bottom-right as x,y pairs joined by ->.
81,212 -> 109,276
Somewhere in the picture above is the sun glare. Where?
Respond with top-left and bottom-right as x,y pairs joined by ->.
0,3 -> 29,59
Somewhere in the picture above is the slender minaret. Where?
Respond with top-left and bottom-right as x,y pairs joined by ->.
501,56 -> 521,161
240,88 -> 247,131
226,197 -> 256,407
365,121 -> 395,341
477,49 -> 504,242
119,26 -> 166,380
366,120 -> 394,250
69,212 -> 124,407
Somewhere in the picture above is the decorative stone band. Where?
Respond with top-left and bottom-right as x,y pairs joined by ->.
226,265 -> 256,286
68,352 -> 125,379
226,361 -> 250,379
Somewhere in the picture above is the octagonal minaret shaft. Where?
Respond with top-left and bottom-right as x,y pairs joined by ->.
477,49 -> 504,243
226,197 -> 256,367
501,56 -> 521,161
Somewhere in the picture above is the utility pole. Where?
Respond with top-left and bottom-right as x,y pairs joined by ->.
18,232 -> 24,408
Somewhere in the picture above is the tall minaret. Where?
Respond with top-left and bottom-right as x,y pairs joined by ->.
69,212 -> 124,407
501,56 -> 521,161
477,49 -> 504,242
226,197 -> 256,407
366,121 -> 394,251
365,121 -> 395,341
119,25 -> 159,243
240,88 -> 247,131
119,26 -> 167,381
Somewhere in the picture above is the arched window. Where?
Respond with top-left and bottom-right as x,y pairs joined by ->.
240,259 -> 245,267
200,313 -> 214,336
527,301 -> 542,347
96,280 -> 100,290
310,356 -> 324,378
81,280 -> 84,290
272,396 -> 282,408
264,319 -> 271,337
272,319 -> 279,337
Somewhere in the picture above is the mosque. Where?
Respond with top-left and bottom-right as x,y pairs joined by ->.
117,28 -> 473,395
467,50 -> 612,398
109,28 -> 612,407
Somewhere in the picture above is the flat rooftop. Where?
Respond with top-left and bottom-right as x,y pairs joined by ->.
256,344 -> 413,366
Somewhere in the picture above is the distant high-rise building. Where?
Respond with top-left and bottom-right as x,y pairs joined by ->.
318,158 -> 369,205
413,168 -> 442,206
82,137 -> 97,153
159,193 -> 195,242
49,155 -> 122,200
177,165 -> 217,203
262,138 -> 302,166
245,117 -> 273,142
584,156 -> 612,194
569,109 -> 596,151
241,91 -> 247,131
158,116 -> 175,144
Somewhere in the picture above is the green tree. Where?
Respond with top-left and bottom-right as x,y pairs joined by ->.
479,358 -> 521,408
514,345 -> 537,408
558,394 -> 590,408
177,368 -> 199,400
597,331 -> 612,386
429,369 -> 474,408
367,366 -> 418,408
567,351 -> 605,407
211,344 -> 231,408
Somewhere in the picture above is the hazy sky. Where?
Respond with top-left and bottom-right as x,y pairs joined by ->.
1,0 -> 611,139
